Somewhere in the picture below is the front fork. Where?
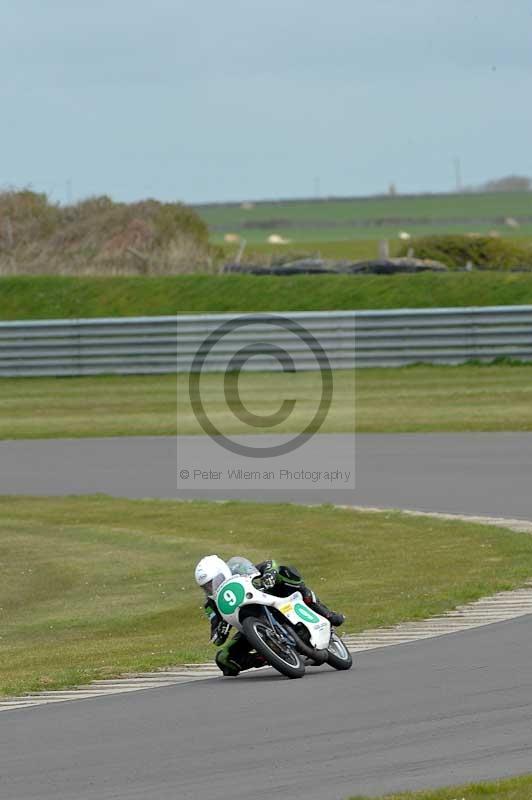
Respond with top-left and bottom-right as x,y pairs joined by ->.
263,607 -> 299,649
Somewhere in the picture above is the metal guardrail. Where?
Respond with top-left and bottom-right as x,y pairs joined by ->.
1,306 -> 532,377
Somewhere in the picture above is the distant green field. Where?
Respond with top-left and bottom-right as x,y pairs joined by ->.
197,191 -> 532,245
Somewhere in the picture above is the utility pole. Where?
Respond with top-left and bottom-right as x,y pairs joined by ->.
453,158 -> 462,193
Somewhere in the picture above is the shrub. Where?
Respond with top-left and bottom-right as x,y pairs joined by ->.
398,234 -> 532,270
0,190 -> 61,243
0,191 -> 212,275
153,203 -> 209,247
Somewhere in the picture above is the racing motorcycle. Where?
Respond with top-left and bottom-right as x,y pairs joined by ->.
212,559 -> 352,679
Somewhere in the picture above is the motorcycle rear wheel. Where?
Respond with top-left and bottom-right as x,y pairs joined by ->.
242,617 -> 305,679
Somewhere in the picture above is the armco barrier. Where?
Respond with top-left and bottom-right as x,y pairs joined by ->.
1,306 -> 532,377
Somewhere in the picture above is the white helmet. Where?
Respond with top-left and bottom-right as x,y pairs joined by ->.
194,555 -> 231,598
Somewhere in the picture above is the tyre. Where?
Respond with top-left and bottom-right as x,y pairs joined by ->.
242,616 -> 305,679
326,632 -> 353,670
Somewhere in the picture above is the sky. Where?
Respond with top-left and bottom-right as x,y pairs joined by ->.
2,0 -> 532,204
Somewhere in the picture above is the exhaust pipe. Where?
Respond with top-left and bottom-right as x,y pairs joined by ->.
290,629 -> 328,665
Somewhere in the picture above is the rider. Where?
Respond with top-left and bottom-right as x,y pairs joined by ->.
194,554 -> 345,676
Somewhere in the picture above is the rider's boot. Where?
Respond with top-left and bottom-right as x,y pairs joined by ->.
239,652 -> 268,670
313,602 -> 345,627
215,644 -> 241,676
215,633 -> 267,676
303,589 -> 345,627
300,584 -> 345,628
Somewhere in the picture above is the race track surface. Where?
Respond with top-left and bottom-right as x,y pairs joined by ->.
2,616 -> 532,800
2,432 -> 532,798
1,432 -> 532,518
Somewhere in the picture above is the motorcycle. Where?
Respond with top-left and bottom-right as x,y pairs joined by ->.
212,564 -> 352,679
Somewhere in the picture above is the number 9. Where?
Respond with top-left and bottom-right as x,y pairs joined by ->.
223,589 -> 237,607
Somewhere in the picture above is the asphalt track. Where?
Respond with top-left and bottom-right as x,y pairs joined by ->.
2,432 -> 532,518
2,432 -> 532,799
2,617 -> 532,799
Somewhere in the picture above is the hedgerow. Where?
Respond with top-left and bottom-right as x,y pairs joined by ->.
398,234 -> 532,270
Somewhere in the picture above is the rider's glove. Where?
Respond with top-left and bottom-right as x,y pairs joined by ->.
260,569 -> 277,590
211,621 -> 230,646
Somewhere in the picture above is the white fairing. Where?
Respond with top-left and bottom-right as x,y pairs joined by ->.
214,575 -> 331,650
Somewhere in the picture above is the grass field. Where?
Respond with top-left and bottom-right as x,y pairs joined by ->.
2,495 -> 532,696
2,272 -> 532,320
217,223 -> 532,245
1,364 -> 532,440
350,774 -> 532,800
197,191 -> 532,244
226,238 -> 404,261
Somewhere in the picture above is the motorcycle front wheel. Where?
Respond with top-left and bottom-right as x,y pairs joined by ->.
326,632 -> 353,670
242,616 -> 305,679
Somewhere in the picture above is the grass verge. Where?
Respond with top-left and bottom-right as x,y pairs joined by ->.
350,773 -> 532,799
1,364 -> 532,439
2,495 -> 532,696
2,272 -> 532,320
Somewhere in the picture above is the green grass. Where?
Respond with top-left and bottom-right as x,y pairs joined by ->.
197,191 -> 532,244
1,364 -> 532,440
3,272 -> 532,320
2,495 -> 532,696
198,191 -> 532,226
349,773 -> 532,799
216,225 -> 532,245
355,363 -> 532,433
227,238 -> 403,261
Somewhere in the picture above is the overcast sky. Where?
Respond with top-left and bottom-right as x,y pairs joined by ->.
2,0 -> 531,204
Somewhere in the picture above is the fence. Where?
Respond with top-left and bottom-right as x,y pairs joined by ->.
1,306 -> 532,377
